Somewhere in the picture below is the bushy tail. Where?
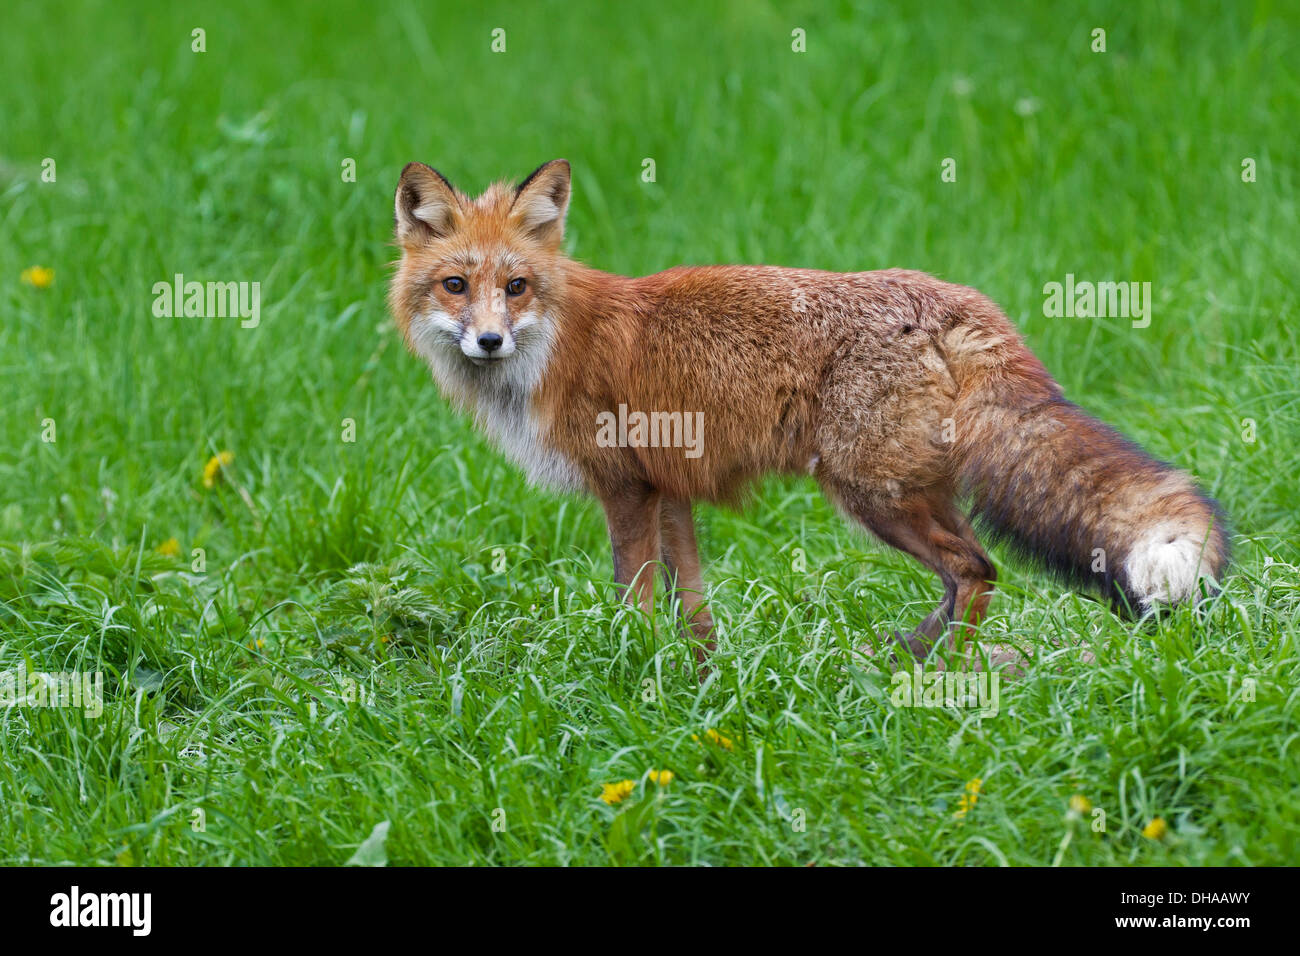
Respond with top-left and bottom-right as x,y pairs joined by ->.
950,355 -> 1229,614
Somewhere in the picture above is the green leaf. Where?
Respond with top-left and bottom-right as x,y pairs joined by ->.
345,821 -> 391,867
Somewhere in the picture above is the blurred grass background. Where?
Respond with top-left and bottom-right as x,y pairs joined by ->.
0,0 -> 1296,865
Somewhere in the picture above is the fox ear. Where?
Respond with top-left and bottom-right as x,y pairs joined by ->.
395,162 -> 459,243
511,159 -> 570,245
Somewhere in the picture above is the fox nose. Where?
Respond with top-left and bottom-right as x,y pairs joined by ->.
477,332 -> 504,353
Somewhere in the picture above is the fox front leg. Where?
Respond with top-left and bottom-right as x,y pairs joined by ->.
599,483 -> 662,617
659,498 -> 716,674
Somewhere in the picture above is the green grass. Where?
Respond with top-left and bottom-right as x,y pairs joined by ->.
1,0 -> 1297,865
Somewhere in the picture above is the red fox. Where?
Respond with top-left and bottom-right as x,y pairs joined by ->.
388,159 -> 1229,667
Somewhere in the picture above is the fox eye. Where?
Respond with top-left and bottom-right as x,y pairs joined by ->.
442,276 -> 466,294
506,277 -> 526,296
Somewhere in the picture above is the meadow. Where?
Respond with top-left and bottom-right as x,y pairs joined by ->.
1,0 -> 1297,865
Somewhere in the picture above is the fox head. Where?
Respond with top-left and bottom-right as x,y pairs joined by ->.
388,159 -> 571,380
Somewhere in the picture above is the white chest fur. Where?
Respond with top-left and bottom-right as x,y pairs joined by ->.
410,309 -> 585,493
470,384 -> 585,492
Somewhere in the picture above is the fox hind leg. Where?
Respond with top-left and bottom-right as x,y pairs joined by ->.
930,502 -> 998,635
824,481 -> 996,657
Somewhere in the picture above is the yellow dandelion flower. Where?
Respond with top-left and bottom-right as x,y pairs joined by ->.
600,780 -> 636,805
248,637 -> 265,651
202,450 -> 235,488
648,769 -> 674,786
1069,795 -> 1092,815
1142,817 -> 1168,840
20,266 -> 54,289
954,778 -> 982,819
691,728 -> 733,751
156,537 -> 181,558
